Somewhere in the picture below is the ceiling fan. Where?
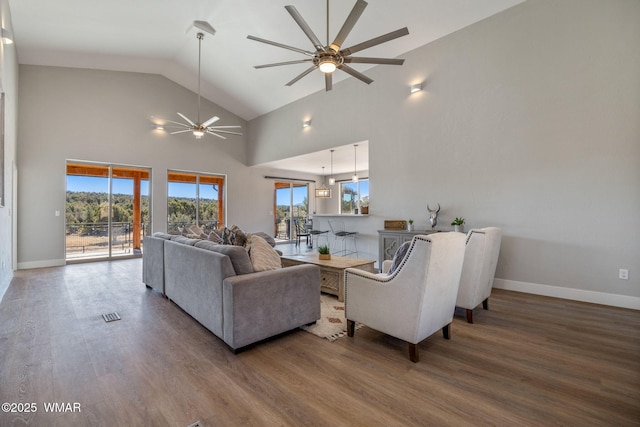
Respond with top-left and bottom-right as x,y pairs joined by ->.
247,0 -> 409,91
163,26 -> 242,140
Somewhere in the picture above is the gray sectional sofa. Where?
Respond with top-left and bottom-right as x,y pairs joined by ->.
143,232 -> 321,352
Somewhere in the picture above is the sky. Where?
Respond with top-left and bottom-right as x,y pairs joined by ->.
67,176 -> 149,196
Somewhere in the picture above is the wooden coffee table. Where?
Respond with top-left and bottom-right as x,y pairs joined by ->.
281,254 -> 375,302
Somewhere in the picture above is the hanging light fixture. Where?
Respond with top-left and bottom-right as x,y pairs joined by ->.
352,144 -> 359,182
329,149 -> 335,185
315,167 -> 332,198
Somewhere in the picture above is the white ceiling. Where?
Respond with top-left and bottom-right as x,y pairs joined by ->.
8,0 -> 524,121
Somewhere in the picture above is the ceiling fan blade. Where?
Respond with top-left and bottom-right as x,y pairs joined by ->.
193,20 -> 216,36
341,27 -> 409,56
330,0 -> 368,52
338,64 -> 373,85
247,35 -> 314,56
325,72 -> 333,92
170,129 -> 194,135
209,129 -> 243,136
285,66 -> 317,86
344,57 -> 405,65
162,119 -> 192,128
202,116 -> 220,127
206,130 -> 227,139
255,59 -> 313,69
177,112 -> 196,127
209,125 -> 242,129
284,5 -> 325,52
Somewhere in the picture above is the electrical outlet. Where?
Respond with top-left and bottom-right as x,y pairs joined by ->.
619,269 -> 629,280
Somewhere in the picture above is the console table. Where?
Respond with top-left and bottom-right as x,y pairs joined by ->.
377,229 -> 441,267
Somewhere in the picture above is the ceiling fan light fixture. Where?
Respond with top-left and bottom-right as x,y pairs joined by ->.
318,57 -> 337,73
193,129 -> 205,138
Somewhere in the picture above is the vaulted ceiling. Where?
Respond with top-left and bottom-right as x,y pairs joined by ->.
8,0 -> 524,121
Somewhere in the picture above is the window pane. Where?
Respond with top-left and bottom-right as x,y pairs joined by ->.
168,171 -> 225,234
341,182 -> 358,214
340,179 -> 369,214
168,180 -> 197,234
199,181 -> 220,232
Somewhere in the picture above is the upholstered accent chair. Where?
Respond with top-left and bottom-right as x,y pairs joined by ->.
456,227 -> 502,323
344,233 -> 466,362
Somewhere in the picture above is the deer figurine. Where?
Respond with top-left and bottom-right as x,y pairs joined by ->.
427,203 -> 440,230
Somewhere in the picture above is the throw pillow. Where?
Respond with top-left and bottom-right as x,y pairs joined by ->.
230,225 -> 247,247
387,241 -> 411,275
207,230 -> 223,244
248,234 -> 282,272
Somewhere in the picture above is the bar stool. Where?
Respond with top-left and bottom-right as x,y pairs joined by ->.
328,220 -> 358,257
309,229 -> 329,248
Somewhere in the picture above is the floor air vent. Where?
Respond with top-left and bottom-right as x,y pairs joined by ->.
102,312 -> 121,323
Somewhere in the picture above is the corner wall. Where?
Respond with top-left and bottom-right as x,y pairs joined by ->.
248,0 -> 640,308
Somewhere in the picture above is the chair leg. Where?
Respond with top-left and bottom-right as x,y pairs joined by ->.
482,298 -> 489,310
442,323 -> 451,339
408,343 -> 419,363
347,319 -> 355,337
466,309 -> 473,324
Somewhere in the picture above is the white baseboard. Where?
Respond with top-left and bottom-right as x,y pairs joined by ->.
18,259 -> 66,270
493,279 -> 640,310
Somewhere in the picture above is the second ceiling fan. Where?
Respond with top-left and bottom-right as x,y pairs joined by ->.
247,0 -> 409,91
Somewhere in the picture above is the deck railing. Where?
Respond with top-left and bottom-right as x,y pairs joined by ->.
167,220 -> 219,235
65,222 -> 149,257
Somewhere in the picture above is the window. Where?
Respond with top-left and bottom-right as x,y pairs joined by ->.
167,171 -> 225,234
339,179 -> 369,214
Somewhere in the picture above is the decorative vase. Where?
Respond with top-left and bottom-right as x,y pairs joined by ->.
454,225 -> 464,233
319,253 -> 331,260
407,224 -> 414,232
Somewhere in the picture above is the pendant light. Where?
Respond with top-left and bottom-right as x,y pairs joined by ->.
352,144 -> 359,183
329,149 -> 335,185
315,167 -> 332,198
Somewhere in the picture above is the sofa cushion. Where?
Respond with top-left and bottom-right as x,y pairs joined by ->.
194,240 -> 254,275
170,235 -> 200,245
247,234 -> 282,272
152,232 -> 173,240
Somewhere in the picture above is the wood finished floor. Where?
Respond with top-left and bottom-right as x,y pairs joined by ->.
1,259 -> 639,426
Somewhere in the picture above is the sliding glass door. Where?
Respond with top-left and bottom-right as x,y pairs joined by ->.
66,162 -> 151,261
274,182 -> 308,241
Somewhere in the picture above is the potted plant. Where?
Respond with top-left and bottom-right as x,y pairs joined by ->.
407,219 -> 414,232
451,217 -> 465,233
318,244 -> 331,260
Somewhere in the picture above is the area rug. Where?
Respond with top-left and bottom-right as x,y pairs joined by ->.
300,294 -> 364,342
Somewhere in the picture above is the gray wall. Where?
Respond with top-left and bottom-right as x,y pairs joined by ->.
0,0 -> 18,299
249,0 -> 640,307
16,65 -> 315,268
